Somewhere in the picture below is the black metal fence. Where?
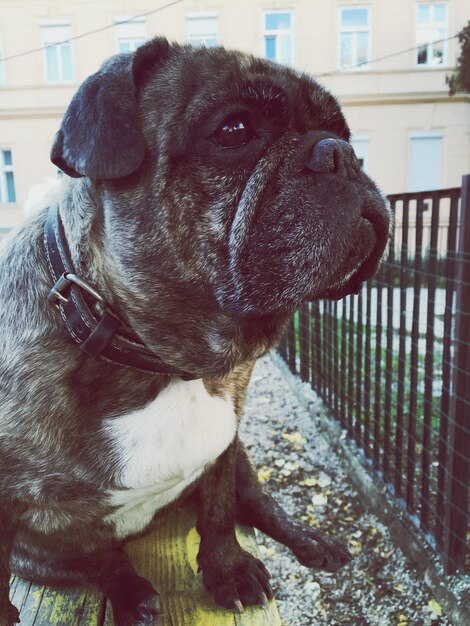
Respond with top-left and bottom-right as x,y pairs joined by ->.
278,175 -> 470,575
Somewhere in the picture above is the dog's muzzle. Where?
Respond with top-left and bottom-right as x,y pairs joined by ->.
218,131 -> 391,318
301,133 -> 391,300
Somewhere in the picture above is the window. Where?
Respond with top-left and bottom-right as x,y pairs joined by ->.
263,11 -> 293,65
0,45 -> 4,86
0,151 -> 16,204
350,137 -> 369,173
41,22 -> 74,83
409,134 -> 442,192
187,14 -> 218,47
339,6 -> 371,70
416,3 -> 447,66
115,17 -> 146,53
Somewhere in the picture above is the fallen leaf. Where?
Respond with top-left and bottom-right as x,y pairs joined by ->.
348,539 -> 363,555
427,599 -> 443,616
314,600 -> 327,617
282,432 -> 307,447
257,468 -> 272,483
299,478 -> 318,487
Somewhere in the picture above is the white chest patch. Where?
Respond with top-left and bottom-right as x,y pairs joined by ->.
104,378 -> 236,539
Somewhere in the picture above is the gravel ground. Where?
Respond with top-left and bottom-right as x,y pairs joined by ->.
240,355 -> 454,626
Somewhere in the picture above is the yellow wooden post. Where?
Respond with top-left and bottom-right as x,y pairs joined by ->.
105,508 -> 282,626
11,507 -> 281,625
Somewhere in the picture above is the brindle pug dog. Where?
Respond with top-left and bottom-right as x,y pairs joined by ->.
0,37 -> 390,626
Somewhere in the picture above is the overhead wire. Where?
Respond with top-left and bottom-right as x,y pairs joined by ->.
0,6 -> 459,75
316,33 -> 459,77
0,0 -> 187,63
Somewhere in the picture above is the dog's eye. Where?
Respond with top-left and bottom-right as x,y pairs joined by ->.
212,115 -> 256,149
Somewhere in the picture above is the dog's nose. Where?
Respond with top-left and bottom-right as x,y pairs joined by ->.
306,137 -> 359,179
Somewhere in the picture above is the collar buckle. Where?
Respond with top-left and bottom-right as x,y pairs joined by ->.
48,272 -> 105,310
47,273 -> 72,307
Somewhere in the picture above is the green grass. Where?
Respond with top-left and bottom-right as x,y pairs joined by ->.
282,300 -> 447,507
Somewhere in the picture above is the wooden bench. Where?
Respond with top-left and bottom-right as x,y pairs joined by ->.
10,508 -> 282,626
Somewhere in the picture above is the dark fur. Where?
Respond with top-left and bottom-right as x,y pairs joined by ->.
0,38 -> 390,626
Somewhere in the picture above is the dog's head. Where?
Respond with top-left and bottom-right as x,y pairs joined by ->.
52,37 -> 390,329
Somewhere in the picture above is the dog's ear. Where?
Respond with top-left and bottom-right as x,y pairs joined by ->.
51,37 -> 171,179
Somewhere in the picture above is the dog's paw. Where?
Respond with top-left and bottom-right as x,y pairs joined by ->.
198,546 -> 273,611
0,600 -> 20,626
109,574 -> 162,626
290,526 -> 352,572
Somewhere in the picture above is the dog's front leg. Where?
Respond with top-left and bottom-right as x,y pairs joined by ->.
0,509 -> 19,626
235,442 -> 352,571
196,439 -> 273,612
84,548 -> 161,626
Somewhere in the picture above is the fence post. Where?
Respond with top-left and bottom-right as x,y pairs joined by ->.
286,314 -> 297,374
444,174 -> 470,573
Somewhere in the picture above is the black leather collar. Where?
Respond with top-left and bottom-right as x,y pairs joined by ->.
44,205 -> 195,379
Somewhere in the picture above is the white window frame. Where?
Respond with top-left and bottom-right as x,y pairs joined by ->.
415,3 -> 448,67
409,132 -> 443,192
0,150 -> 16,204
0,44 -> 4,86
350,136 -> 369,173
40,21 -> 74,84
186,12 -> 219,48
115,16 -> 147,53
262,10 -> 294,66
338,5 -> 371,70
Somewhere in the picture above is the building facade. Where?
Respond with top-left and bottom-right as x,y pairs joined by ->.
0,0 -> 469,231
